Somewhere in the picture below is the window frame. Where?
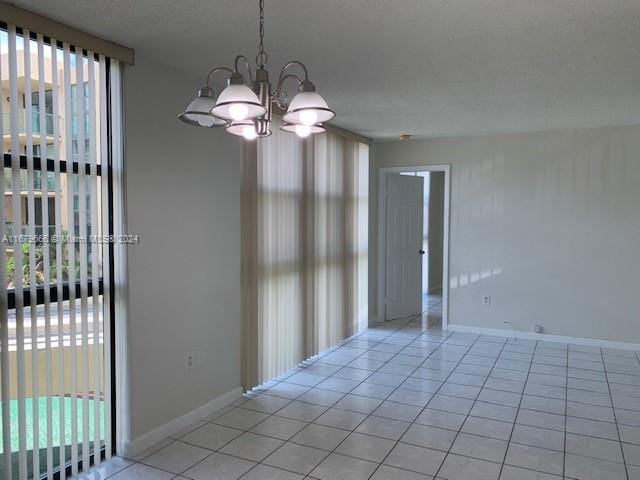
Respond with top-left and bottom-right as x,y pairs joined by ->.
3,153 -> 106,309
1,23 -> 118,476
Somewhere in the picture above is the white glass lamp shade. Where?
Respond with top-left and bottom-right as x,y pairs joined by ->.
212,83 -> 266,121
178,88 -> 226,127
283,91 -> 335,125
280,122 -> 325,138
226,121 -> 259,140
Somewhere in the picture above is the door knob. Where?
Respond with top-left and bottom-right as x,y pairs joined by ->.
419,249 -> 425,255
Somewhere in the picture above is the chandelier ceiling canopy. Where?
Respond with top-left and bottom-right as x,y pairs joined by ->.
178,0 -> 335,140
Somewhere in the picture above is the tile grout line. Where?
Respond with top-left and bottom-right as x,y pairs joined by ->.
241,372 -> 638,429
143,334 -> 588,479
231,312 -> 448,480
364,328 -> 488,475
258,338 -> 640,412
360,320 -> 483,479
298,312 -> 454,479
118,347 -> 639,480
563,342 -> 570,479
95,306 -> 640,480
230,317 -> 416,480
130,330 -> 384,479
219,355 -> 619,456
600,345 -> 631,480
496,336 -> 536,479
236,357 -> 626,454
299,312 -> 452,479
431,333 -> 510,480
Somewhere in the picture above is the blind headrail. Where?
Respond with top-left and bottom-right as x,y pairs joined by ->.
0,1 -> 134,64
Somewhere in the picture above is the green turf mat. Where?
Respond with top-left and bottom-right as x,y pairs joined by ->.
0,397 -> 105,479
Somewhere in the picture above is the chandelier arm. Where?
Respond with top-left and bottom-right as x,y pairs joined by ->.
278,60 -> 310,83
272,73 -> 303,109
274,73 -> 303,96
234,55 -> 255,83
274,61 -> 309,102
205,66 -> 235,89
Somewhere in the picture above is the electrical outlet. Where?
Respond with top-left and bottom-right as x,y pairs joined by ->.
186,353 -> 195,371
482,295 -> 491,305
533,324 -> 544,334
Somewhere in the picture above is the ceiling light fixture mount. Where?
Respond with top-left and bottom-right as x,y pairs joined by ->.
178,0 -> 335,140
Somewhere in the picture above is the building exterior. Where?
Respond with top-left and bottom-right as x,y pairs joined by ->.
2,37 -> 105,401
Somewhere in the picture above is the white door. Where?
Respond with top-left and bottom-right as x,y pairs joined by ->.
385,174 -> 424,320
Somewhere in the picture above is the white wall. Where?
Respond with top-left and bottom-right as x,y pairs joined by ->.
427,172 -> 445,293
371,125 -> 640,343
124,55 -> 241,445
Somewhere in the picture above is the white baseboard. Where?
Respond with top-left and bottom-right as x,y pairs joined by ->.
124,386 -> 243,457
446,324 -> 640,351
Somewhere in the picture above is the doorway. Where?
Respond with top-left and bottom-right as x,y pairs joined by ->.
377,165 -> 450,328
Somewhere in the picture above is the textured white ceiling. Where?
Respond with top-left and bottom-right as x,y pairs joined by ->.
12,0 -> 640,139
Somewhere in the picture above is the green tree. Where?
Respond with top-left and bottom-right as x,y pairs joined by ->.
4,230 -> 81,288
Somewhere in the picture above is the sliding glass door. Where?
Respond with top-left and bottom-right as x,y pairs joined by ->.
0,23 -> 119,479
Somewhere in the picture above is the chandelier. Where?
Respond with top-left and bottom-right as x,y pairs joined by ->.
178,0 -> 335,140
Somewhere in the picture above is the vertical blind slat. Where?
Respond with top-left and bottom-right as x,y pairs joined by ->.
8,25 -> 29,480
110,60 -> 126,456
51,36 -> 67,480
36,32 -> 55,479
0,27 -> 12,480
23,29 -> 42,480
99,55 -> 112,460
76,46 -> 91,473
62,42 -> 80,477
88,51 -> 102,467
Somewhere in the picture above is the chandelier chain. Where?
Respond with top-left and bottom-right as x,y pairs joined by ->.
256,0 -> 268,68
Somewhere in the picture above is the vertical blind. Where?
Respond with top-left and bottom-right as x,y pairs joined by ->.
241,120 -> 369,389
0,23 -> 121,479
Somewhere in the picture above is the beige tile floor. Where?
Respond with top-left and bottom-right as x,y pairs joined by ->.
76,298 -> 640,479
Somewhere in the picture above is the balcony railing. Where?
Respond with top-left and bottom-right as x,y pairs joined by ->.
3,110 -> 54,136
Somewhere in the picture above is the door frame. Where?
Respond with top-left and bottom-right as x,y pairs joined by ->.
377,164 -> 451,329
